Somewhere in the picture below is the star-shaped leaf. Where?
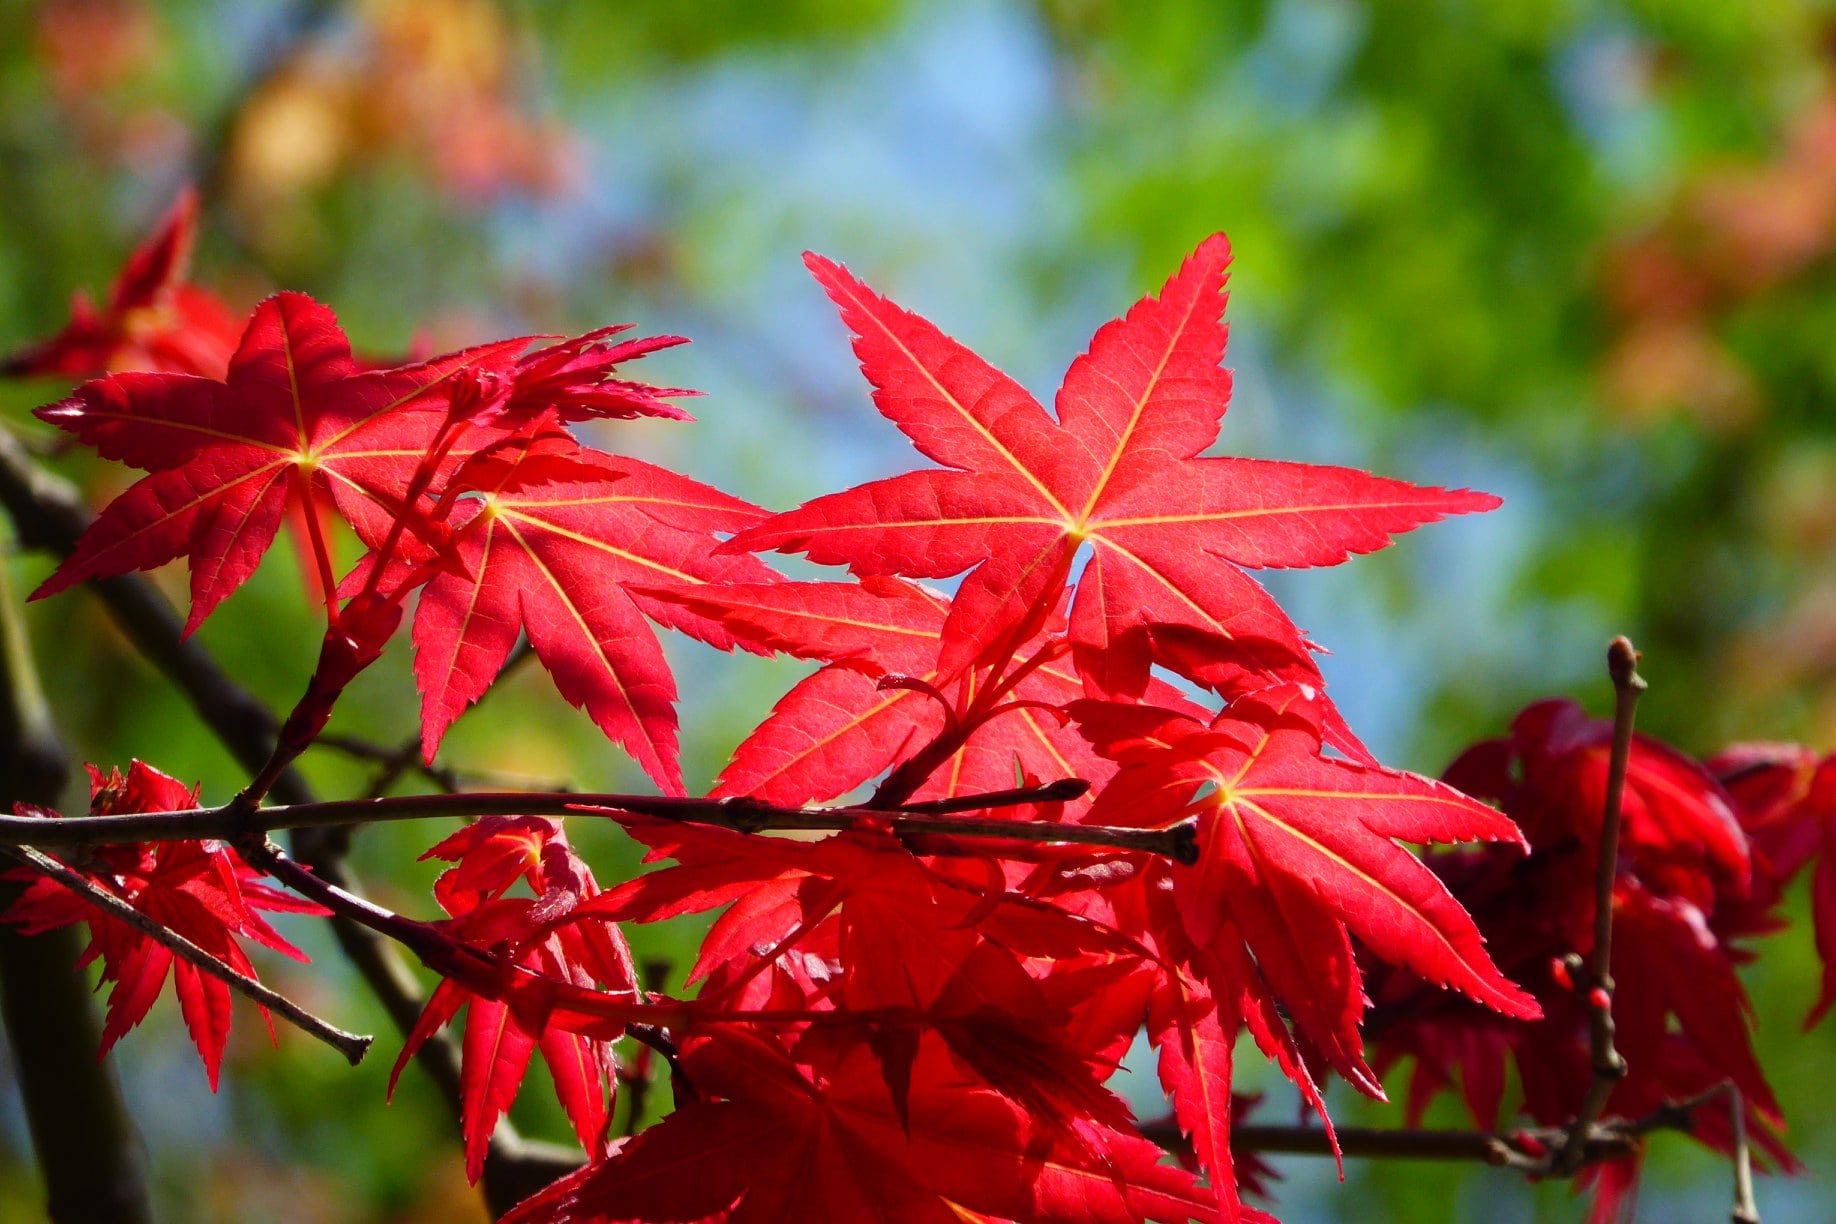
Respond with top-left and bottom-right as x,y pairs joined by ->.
1080,683 -> 1537,1092
408,423 -> 778,792
33,292 -> 525,632
729,238 -> 1499,760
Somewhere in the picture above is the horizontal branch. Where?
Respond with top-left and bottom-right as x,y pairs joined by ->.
0,782 -> 1200,864
1139,1078 -> 1744,1179
0,844 -> 372,1065
1224,1123 -> 1634,1166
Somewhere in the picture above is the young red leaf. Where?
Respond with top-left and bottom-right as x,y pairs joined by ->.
391,817 -> 634,1179
1454,699 -> 1750,906
1367,701 -> 1800,1217
503,326 -> 698,423
1712,744 -> 1836,1026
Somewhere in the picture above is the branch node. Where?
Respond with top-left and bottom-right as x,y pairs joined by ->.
1607,635 -> 1647,695
1166,818 -> 1201,867
717,795 -> 773,835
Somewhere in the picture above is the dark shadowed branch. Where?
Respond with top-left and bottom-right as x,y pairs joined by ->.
0,554 -> 153,1224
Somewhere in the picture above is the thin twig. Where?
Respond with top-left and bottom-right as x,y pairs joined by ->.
0,783 -> 1197,864
316,731 -> 462,796
0,844 -> 372,1065
1553,636 -> 1643,1175
1221,1122 -> 1635,1165
1701,1081 -> 1763,1224
618,959 -> 675,1138
1162,1078 -> 1750,1181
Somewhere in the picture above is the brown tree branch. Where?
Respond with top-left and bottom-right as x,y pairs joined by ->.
1148,1079 -> 1745,1173
0,781 -> 1197,864
1552,636 -> 1643,1176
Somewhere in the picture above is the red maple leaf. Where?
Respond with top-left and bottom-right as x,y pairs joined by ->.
587,818 -> 1132,1000
579,811 -> 1164,1142
501,326 -> 699,423
727,237 -> 1497,760
636,576 -> 1147,809
1713,743 -> 1836,1024
1081,685 -> 1535,1085
1016,847 -> 1340,1223
1,188 -> 242,379
31,292 -> 527,632
0,761 -> 325,1088
1069,683 -> 1536,1213
402,416 -> 779,792
391,816 -> 638,1182
1457,699 -> 1750,907
502,1029 -> 1230,1224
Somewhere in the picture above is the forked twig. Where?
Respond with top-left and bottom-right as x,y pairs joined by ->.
1551,636 -> 1644,1175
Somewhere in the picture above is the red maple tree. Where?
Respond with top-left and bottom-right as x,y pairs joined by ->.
2,193 -> 1825,1224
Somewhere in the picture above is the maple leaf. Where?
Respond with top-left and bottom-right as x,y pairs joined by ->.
391,817 -> 637,1182
1,188 -> 242,379
1080,684 -> 1537,1093
727,237 -> 1498,760
586,818 -> 1133,1008
0,761 -> 324,1088
1144,928 -> 1254,1218
1018,852 -> 1338,1224
32,292 -> 527,632
503,1029 -> 1228,1224
635,576 -> 1135,809
404,419 -> 779,792
1448,699 -> 1750,908
580,814 -> 1158,1136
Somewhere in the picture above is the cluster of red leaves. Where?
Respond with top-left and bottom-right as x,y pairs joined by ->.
1361,699 -> 1836,1220
31,196 -> 1816,1223
0,761 -> 325,1088
391,817 -> 638,1182
490,238 -> 1534,1222
23,223 -> 761,791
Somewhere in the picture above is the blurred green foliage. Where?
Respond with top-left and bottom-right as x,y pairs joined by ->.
4,0 -> 1836,1220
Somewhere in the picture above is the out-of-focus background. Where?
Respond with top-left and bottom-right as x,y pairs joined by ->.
3,0 -> 1836,1220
